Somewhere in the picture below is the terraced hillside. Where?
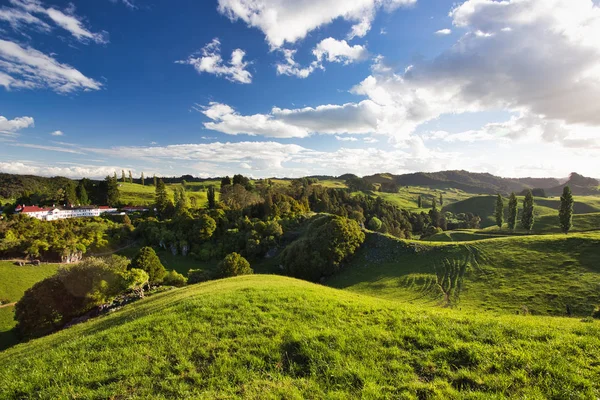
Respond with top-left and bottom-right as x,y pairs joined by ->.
328,232 -> 600,316
1,276 -> 599,398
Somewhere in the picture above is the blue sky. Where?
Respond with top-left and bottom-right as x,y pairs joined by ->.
1,0 -> 599,179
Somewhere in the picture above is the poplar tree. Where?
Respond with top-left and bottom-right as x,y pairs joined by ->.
141,172 -> 145,186
121,170 -> 126,183
521,190 -> 535,232
429,198 -> 440,228
155,179 -> 170,215
507,192 -> 518,230
559,186 -> 574,234
153,175 -> 157,187
106,175 -> 120,206
128,170 -> 133,184
494,194 -> 504,229
77,181 -> 89,205
417,195 -> 422,208
207,186 -> 216,209
439,193 -> 444,207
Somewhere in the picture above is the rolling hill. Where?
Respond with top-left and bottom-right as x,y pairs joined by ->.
1,275 -> 599,398
328,232 -> 600,316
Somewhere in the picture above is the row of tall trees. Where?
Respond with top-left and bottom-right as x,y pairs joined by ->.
494,187 -> 574,233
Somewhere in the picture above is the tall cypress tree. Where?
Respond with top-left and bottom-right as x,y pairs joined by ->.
77,181 -> 89,205
559,186 -> 574,234
128,170 -> 133,184
207,186 -> 216,209
439,193 -> 444,206
494,194 -> 504,229
153,175 -> 157,187
429,198 -> 440,228
121,170 -> 126,183
155,179 -> 170,215
106,175 -> 120,206
507,192 -> 518,230
417,195 -> 422,208
141,172 -> 145,186
521,190 -> 535,232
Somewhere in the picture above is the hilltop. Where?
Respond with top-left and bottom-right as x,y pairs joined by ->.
1,275 -> 599,398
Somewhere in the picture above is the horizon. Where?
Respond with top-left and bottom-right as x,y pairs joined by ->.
2,0 -> 600,179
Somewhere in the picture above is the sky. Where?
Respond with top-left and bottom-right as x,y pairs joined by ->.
0,0 -> 599,180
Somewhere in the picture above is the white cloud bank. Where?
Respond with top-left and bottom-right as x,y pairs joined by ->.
177,38 -> 252,84
0,39 -> 102,93
217,0 -> 416,48
0,115 -> 34,134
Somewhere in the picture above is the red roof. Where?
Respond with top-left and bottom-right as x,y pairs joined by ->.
19,206 -> 50,213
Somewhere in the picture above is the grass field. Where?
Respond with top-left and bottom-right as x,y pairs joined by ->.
0,261 -> 60,350
328,232 -> 600,316
1,275 -> 599,398
118,182 -> 220,207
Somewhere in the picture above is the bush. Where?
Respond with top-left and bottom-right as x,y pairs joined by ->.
282,215 -> 365,282
15,256 -> 131,338
217,252 -> 253,278
367,217 -> 383,231
187,269 -> 213,284
163,270 -> 187,287
592,306 -> 600,319
130,246 -> 166,283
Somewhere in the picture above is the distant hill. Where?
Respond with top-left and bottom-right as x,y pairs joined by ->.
0,173 -> 76,200
547,173 -> 600,196
364,170 -> 596,195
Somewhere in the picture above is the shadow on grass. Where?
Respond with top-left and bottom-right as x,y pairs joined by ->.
0,328 -> 20,352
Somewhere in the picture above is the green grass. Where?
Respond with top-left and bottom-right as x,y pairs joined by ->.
118,182 -> 219,207
1,275 -> 599,398
328,232 -> 600,316
0,261 -> 60,350
423,230 -> 504,242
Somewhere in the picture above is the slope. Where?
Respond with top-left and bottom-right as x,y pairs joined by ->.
1,275 -> 599,399
327,232 -> 600,316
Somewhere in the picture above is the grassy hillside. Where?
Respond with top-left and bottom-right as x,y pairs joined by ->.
118,182 -> 219,207
0,261 -> 60,350
423,230 -> 504,242
1,275 -> 599,398
328,232 -> 600,316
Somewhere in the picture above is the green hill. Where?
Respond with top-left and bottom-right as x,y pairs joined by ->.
328,232 -> 600,316
1,275 -> 599,398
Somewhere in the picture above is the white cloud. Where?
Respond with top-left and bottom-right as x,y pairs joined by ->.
109,0 -> 137,9
363,136 -> 379,143
7,0 -> 108,44
217,0 -> 416,48
49,130 -> 63,136
313,38 -> 368,64
434,28 -> 451,35
0,39 -> 102,92
0,5 -> 50,31
177,38 -> 252,84
276,49 -> 321,79
335,135 -> 358,142
0,115 -> 34,134
0,161 -> 127,179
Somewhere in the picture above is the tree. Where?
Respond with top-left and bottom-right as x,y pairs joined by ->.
217,252 -> 253,278
153,174 -> 157,187
521,190 -> 535,232
494,194 -> 504,229
196,214 -> 216,240
162,270 -> 187,287
429,198 -> 440,228
141,172 -> 145,186
439,193 -> 444,207
507,192 -> 518,230
367,217 -> 383,231
128,170 -> 133,184
417,195 -> 422,208
113,171 -> 117,181
175,187 -> 189,214
220,176 -> 232,188
124,268 -> 149,298
77,181 -> 89,205
121,170 -> 126,183
105,175 -> 120,206
207,186 -> 216,209
155,179 -> 170,216
559,186 -> 574,234
64,182 -> 78,205
130,246 -> 166,283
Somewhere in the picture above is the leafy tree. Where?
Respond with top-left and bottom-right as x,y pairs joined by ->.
217,252 -> 253,278
153,174 -> 157,187
559,186 -> 574,234
113,171 -> 117,181
105,175 -> 120,206
429,198 -> 440,228
175,187 -> 189,215
121,170 -> 126,183
155,179 -> 171,216
367,217 -> 383,231
417,195 -> 422,208
439,193 -> 444,206
128,170 -> 133,184
221,176 -> 232,188
163,270 -> 187,287
130,246 -> 166,283
282,215 -> 365,282
77,181 -> 89,205
64,181 -> 78,205
124,268 -> 149,298
207,186 -> 216,209
141,172 -> 145,186
494,194 -> 504,228
521,190 -> 535,232
507,192 -> 518,230
196,214 -> 217,240
15,256 -> 130,338
190,196 -> 197,208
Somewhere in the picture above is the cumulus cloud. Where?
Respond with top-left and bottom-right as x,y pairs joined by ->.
335,135 -> 358,142
0,39 -> 102,92
6,0 -> 108,44
434,28 -> 451,35
49,130 -> 63,136
177,38 -> 252,84
0,161 -> 128,179
0,115 -> 34,134
217,0 -> 416,48
277,38 -> 368,78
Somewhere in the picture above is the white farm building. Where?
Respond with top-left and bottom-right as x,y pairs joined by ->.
15,205 -> 117,221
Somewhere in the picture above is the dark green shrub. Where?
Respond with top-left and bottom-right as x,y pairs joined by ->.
163,270 -> 187,287
367,217 -> 383,231
187,269 -> 212,284
130,246 -> 166,283
217,252 -> 253,278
